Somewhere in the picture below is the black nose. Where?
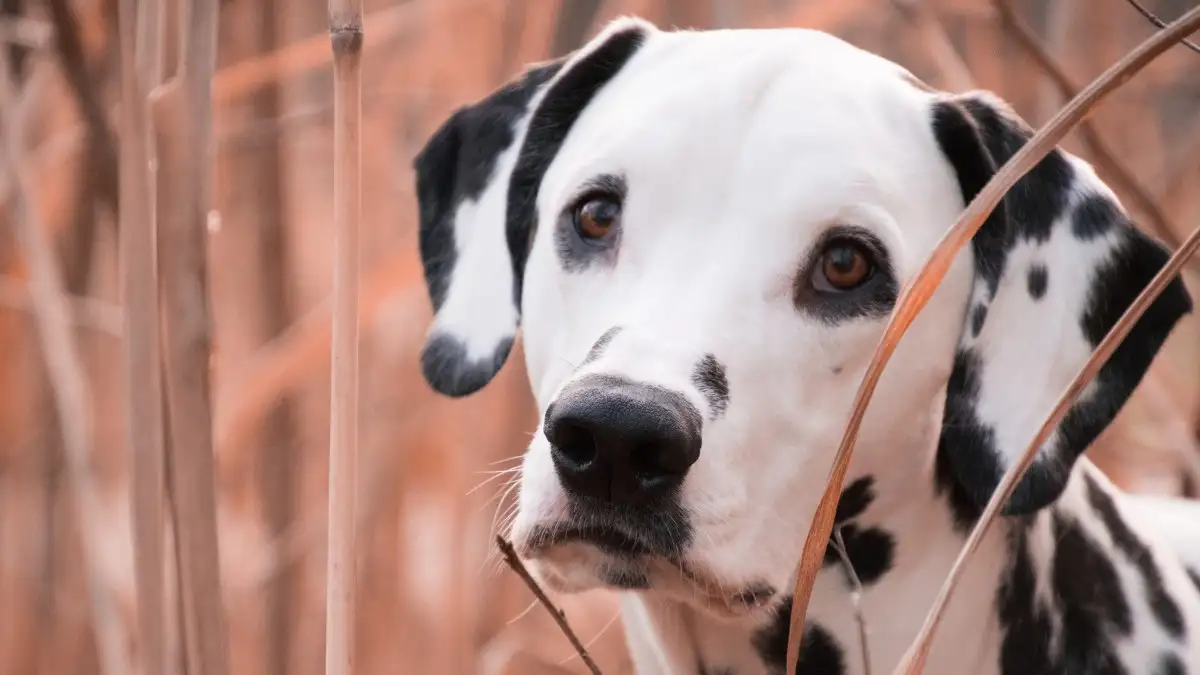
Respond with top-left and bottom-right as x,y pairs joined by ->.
544,376 -> 703,503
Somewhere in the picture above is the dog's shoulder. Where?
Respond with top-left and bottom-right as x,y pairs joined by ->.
995,463 -> 1200,674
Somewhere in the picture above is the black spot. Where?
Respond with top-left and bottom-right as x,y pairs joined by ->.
1187,568 -> 1200,595
1053,513 -> 1132,674
834,476 -> 875,523
1071,193 -> 1120,241
581,326 -> 622,366
1085,474 -> 1184,638
692,354 -> 729,418
507,24 -> 647,307
996,530 -> 1055,675
794,225 -> 898,324
825,523 -> 895,587
934,435 -> 983,532
752,599 -> 845,675
1157,654 -> 1186,675
970,303 -> 989,337
555,173 -> 628,271
1027,264 -> 1048,300
414,60 -> 563,312
420,333 -> 514,398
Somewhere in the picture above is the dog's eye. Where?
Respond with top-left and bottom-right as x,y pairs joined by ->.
813,240 -> 875,292
574,197 -> 621,240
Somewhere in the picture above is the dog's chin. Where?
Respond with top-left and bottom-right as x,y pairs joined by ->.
518,531 -> 777,620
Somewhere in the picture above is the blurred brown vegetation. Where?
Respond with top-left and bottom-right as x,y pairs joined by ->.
0,1 -> 1198,674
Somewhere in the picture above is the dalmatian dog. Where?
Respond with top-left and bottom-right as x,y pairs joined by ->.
412,17 -> 1200,675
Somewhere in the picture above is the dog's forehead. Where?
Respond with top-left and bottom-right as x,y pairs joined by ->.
540,27 -> 944,225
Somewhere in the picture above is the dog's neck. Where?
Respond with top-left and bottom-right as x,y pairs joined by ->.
618,426 -> 1017,675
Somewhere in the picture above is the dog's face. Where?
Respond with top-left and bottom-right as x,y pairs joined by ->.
413,20 -> 1191,616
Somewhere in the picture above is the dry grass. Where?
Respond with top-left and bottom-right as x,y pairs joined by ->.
0,2 -> 1198,675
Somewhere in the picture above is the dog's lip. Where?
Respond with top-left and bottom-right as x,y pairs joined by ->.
525,523 -> 656,558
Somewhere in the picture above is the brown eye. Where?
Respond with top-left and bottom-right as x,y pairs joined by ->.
574,197 -> 621,240
814,241 -> 874,291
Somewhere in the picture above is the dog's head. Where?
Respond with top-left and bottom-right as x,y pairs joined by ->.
412,20 -> 1191,616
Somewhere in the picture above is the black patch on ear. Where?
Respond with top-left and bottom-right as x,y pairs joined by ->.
420,334 -> 515,398
1027,264 -> 1048,300
506,25 -> 647,307
581,326 -> 622,366
1085,474 -> 1185,638
414,61 -> 563,311
753,600 -> 845,675
934,440 -> 983,533
995,530 -> 1054,675
692,353 -> 730,418
1071,193 -> 1119,240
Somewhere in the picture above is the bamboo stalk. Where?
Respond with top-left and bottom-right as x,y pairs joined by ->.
325,0 -> 364,672
785,6 -> 1200,674
152,0 -> 229,671
0,43 -> 129,675
117,0 -> 168,671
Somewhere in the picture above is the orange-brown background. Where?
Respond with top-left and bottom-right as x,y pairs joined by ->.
1,1 -> 1198,674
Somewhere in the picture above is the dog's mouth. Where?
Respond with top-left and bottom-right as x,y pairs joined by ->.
517,521 -> 776,619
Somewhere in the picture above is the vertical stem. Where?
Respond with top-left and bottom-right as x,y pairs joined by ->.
118,0 -> 167,672
325,1 -> 363,674
0,45 -> 129,675
154,0 -> 228,672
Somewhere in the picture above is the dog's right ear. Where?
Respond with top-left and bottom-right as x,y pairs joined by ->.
413,18 -> 652,398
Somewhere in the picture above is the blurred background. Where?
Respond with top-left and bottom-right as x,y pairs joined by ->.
0,0 -> 1198,674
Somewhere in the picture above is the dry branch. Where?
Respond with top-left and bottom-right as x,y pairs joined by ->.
992,0 -> 1183,252
118,0 -> 167,672
785,7 -> 1200,674
325,0 -> 364,673
153,0 -> 229,671
891,0 -> 974,92
0,42 -> 129,675
495,536 -> 602,675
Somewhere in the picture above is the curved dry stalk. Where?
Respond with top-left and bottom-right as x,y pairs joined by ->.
892,220 -> 1200,675
784,6 -> 1200,674
992,0 -> 1184,253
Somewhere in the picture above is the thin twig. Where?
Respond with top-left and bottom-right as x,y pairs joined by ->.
785,7 -> 1200,674
324,0 -> 364,673
0,41 -> 129,675
993,0 -> 1184,251
894,221 -> 1200,675
1123,0 -> 1200,54
0,275 -> 123,335
830,528 -> 871,675
495,536 -> 603,675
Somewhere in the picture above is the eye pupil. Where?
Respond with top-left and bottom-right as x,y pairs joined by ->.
819,242 -> 873,290
575,198 -> 621,240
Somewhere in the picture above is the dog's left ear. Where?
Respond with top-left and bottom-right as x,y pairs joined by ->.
931,92 -> 1192,515
413,18 -> 652,398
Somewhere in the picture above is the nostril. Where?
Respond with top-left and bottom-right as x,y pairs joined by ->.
548,421 -> 597,470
